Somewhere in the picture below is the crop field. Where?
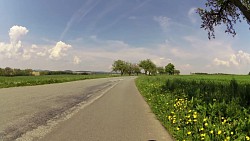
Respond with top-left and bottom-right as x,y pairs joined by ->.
136,75 -> 250,141
0,74 -> 116,88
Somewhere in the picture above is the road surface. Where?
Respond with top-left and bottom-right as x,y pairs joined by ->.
0,76 -> 173,141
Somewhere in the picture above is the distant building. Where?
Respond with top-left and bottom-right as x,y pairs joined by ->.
32,71 -> 40,76
72,71 -> 92,75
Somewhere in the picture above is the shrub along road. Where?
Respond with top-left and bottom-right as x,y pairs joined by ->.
0,76 -> 173,141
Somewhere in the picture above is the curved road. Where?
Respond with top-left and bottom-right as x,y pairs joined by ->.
0,76 -> 173,141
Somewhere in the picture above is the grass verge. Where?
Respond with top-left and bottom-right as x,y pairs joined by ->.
136,75 -> 250,141
0,74 -> 118,88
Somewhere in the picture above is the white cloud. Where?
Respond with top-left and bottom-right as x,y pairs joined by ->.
49,41 -> 72,60
153,16 -> 170,31
229,54 -> 239,66
0,25 -> 29,59
212,50 -> 250,67
9,25 -> 29,43
188,7 -> 197,23
213,58 -> 230,67
237,50 -> 250,64
73,56 -> 81,64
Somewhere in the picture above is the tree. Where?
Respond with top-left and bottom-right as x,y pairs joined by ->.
165,63 -> 175,75
4,67 -> 13,76
125,62 -> 133,76
139,59 -> 156,75
132,64 -> 141,75
157,67 -> 165,75
112,60 -> 127,75
174,69 -> 180,75
197,0 -> 250,39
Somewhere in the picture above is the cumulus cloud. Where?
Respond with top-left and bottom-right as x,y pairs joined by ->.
73,56 -> 81,64
229,54 -> 239,66
0,25 -> 29,59
9,25 -> 29,43
237,50 -> 250,64
212,50 -> 250,69
49,41 -> 72,60
153,16 -> 170,31
213,58 -> 230,67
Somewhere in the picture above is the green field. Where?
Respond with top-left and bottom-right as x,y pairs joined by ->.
0,74 -> 117,88
136,75 -> 250,141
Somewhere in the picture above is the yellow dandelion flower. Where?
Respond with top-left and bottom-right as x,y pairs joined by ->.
200,128 -> 204,131
210,130 -> 213,134
176,127 -> 180,131
194,111 -> 197,115
168,116 -> 172,120
246,136 -> 250,140
218,130 -> 222,135
187,131 -> 191,135
188,110 -> 192,113
204,123 -> 208,126
193,114 -> 197,118
226,136 -> 230,140
201,137 -> 205,140
203,118 -> 207,122
200,133 -> 206,137
230,132 -> 233,135
193,119 -> 197,122
173,120 -> 176,124
188,119 -> 192,122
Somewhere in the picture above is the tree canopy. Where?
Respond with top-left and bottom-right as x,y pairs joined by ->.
139,59 -> 157,75
112,60 -> 127,75
112,59 -> 180,75
198,0 -> 250,39
165,63 -> 175,75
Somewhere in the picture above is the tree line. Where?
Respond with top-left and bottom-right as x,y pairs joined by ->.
0,67 -> 33,76
112,59 -> 180,76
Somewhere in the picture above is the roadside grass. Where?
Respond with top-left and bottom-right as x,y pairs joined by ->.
136,75 -> 250,141
0,74 -> 118,88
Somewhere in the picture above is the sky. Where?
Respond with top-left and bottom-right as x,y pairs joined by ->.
0,0 -> 250,74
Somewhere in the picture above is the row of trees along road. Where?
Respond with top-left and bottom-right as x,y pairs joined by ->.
112,59 -> 180,76
0,67 -> 33,76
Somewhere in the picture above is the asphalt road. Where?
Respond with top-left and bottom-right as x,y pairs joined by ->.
0,76 -> 173,141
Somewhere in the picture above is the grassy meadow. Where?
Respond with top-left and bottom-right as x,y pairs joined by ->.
0,74 -> 116,88
136,75 -> 250,141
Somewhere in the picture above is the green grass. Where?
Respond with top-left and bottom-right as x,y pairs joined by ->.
136,75 -> 250,141
152,75 -> 250,84
0,74 -> 118,88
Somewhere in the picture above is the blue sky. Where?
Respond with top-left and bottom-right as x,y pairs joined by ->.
0,0 -> 250,74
